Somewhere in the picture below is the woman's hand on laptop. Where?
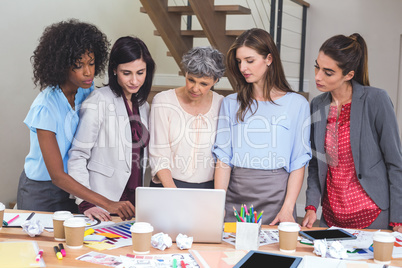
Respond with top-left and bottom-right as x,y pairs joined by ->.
84,207 -> 112,222
106,200 -> 135,221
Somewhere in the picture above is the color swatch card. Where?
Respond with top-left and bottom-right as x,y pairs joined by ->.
91,220 -> 135,249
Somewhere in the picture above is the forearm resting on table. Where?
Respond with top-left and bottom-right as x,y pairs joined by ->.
37,129 -> 134,220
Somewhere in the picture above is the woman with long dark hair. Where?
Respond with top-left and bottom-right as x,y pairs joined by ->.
68,36 -> 155,221
303,33 -> 402,232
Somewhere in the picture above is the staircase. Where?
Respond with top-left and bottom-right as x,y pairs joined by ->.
139,0 -> 251,90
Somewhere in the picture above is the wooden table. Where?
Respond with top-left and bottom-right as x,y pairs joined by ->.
1,209 -> 401,267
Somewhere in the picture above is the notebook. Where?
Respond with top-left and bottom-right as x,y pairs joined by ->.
135,187 -> 226,243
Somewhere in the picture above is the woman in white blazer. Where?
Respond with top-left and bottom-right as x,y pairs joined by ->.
68,36 -> 155,221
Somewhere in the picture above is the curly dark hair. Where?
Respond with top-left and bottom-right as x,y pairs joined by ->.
31,19 -> 110,90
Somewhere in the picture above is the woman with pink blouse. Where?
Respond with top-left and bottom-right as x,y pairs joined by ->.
148,46 -> 225,188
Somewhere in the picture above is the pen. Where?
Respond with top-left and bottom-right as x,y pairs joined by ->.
35,249 -> 44,262
181,260 -> 187,267
54,245 -> 63,260
2,220 -> 8,226
7,215 -> 19,225
59,243 -> 66,257
172,258 -> 177,268
26,212 -> 35,221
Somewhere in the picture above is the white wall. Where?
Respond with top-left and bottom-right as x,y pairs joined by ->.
0,0 -> 169,208
1,0 -> 401,212
296,0 -> 402,218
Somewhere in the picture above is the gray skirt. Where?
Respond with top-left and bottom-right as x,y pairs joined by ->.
17,170 -> 78,213
225,167 -> 296,225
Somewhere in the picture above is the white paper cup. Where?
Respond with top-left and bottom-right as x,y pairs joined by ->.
373,232 -> 395,264
278,222 -> 300,253
130,222 -> 153,254
0,202 -> 5,230
53,211 -> 74,241
63,217 -> 86,249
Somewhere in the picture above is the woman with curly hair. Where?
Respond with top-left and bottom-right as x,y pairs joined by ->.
18,20 -> 138,219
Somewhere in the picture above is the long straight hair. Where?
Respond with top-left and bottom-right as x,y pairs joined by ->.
226,28 -> 293,122
320,33 -> 370,86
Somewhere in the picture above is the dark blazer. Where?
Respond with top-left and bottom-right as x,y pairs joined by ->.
306,80 -> 402,223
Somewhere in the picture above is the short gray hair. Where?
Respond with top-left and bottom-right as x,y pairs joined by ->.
181,46 -> 225,81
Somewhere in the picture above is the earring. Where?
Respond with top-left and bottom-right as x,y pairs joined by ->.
113,72 -> 116,76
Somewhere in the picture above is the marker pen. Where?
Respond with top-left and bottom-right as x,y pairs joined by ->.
54,246 -> 63,260
58,243 -> 66,257
35,249 -> 44,262
7,215 -> 19,225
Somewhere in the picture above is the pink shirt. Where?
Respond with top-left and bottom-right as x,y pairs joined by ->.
149,89 -> 223,184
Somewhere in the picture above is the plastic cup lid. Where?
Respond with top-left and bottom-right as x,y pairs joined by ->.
373,232 -> 395,243
278,222 -> 300,232
63,217 -> 86,227
53,211 -> 74,220
130,222 -> 154,233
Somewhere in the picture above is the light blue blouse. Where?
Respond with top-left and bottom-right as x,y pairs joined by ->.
212,92 -> 311,173
24,84 -> 93,181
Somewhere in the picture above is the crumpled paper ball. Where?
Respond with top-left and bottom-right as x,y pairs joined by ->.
328,241 -> 348,259
313,239 -> 327,257
176,233 -> 193,250
151,232 -> 172,251
313,239 -> 348,259
21,220 -> 44,237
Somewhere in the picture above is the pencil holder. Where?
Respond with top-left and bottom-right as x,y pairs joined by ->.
235,222 -> 261,250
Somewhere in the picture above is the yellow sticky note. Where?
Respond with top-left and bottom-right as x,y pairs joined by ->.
224,222 -> 237,233
97,232 -> 122,238
85,243 -> 115,251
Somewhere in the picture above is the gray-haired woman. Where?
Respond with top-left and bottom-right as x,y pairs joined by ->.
149,46 -> 225,188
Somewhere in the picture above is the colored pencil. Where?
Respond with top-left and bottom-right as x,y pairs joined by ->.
234,211 -> 241,222
257,210 -> 264,223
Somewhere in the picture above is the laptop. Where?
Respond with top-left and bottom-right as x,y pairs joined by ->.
135,187 -> 226,243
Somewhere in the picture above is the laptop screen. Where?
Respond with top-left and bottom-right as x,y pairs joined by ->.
135,187 -> 226,243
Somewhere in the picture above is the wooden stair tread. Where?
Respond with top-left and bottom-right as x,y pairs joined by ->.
214,5 -> 251,14
226,30 -> 246,36
155,30 -> 245,38
141,5 -> 250,15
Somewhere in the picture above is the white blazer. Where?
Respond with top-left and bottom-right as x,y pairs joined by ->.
68,86 -> 149,205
